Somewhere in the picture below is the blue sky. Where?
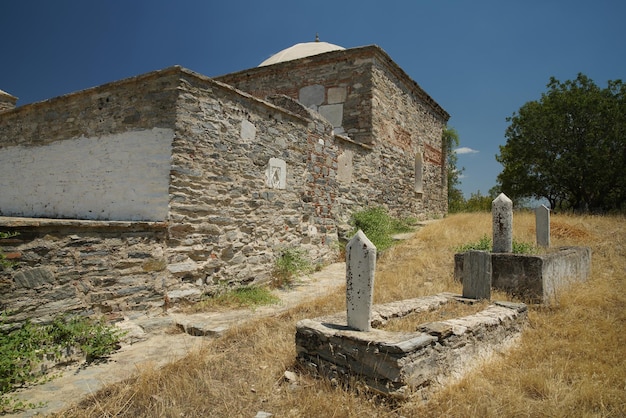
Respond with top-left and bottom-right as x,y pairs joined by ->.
2,0 -> 624,198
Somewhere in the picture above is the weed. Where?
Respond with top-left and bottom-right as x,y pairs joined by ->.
455,234 -> 538,254
188,286 -> 280,312
512,239 -> 538,254
0,231 -> 19,270
455,234 -> 492,252
349,207 -> 413,251
272,247 -> 313,287
0,314 -> 123,413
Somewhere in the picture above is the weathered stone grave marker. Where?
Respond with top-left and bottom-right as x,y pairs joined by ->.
535,204 -> 550,248
492,193 -> 513,253
345,230 -> 376,331
462,250 -> 492,300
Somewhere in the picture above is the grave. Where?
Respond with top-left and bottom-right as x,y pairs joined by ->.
295,230 -> 528,398
454,194 -> 591,304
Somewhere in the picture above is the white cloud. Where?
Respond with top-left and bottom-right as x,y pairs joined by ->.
455,147 -> 479,155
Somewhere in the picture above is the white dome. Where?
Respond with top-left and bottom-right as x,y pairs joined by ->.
259,41 -> 345,67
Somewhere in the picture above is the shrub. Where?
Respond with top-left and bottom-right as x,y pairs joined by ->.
349,207 -> 413,251
272,247 -> 314,288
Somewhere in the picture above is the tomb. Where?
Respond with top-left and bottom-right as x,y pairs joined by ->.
454,194 -> 591,304
295,230 -> 528,398
296,295 -> 527,398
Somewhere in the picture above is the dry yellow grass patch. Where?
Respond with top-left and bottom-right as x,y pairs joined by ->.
379,299 -> 491,333
56,212 -> 626,417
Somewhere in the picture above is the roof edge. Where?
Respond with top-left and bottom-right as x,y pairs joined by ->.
216,45 -> 450,121
0,66 -> 313,126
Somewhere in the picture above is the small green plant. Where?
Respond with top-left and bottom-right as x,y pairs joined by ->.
512,240 -> 538,254
349,207 -> 413,252
272,247 -> 313,287
0,231 -> 19,270
456,234 -> 492,252
190,286 -> 280,312
455,234 -> 538,254
0,314 -> 124,413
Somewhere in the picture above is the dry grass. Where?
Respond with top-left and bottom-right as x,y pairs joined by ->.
378,299 -> 491,333
56,212 -> 626,417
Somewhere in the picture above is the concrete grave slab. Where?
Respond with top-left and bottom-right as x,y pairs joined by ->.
454,246 -> 591,303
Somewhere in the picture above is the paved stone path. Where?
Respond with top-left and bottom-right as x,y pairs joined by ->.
7,263 -> 346,417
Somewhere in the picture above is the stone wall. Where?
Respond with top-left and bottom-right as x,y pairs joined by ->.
217,47 -> 376,145
165,71 -> 339,288
216,45 -> 449,219
296,295 -> 527,398
0,218 -> 168,327
0,69 -> 181,221
371,63 -> 448,216
453,247 -> 592,303
0,67 -> 340,323
0,53 -> 450,324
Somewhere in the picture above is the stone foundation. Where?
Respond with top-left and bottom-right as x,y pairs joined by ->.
0,217 -> 168,327
295,293 -> 527,398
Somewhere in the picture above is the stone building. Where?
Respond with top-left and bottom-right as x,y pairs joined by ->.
0,41 -> 449,324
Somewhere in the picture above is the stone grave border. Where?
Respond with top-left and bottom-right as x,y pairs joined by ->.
296,293 -> 527,398
295,229 -> 528,398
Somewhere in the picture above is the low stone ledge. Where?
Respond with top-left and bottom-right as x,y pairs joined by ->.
296,295 -> 527,398
0,216 -> 168,231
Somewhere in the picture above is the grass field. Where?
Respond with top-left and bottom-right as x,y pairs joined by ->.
57,212 -> 626,417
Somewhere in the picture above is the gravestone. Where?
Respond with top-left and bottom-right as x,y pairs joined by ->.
492,193 -> 513,253
345,230 -> 376,331
462,250 -> 492,300
536,205 -> 550,248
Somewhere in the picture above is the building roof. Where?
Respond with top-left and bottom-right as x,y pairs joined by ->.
259,41 -> 345,67
218,45 -> 449,121
0,89 -> 17,100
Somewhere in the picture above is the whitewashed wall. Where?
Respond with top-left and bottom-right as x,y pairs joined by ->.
0,128 -> 173,221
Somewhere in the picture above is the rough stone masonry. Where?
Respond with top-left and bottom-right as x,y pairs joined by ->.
0,43 -> 450,324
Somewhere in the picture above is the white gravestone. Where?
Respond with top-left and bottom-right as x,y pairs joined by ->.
492,193 -> 513,253
346,230 -> 376,331
535,204 -> 550,248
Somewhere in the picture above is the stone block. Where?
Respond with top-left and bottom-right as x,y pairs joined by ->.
346,230 -> 376,331
327,87 -> 347,104
492,193 -> 513,253
241,119 -> 256,141
298,84 -> 325,108
318,104 -> 343,128
13,267 -> 55,289
462,251 -> 491,300
535,205 -> 550,247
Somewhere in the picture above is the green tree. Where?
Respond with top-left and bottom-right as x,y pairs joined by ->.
496,74 -> 626,212
443,126 -> 465,212
463,190 -> 493,212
